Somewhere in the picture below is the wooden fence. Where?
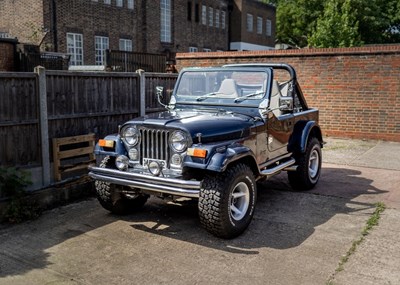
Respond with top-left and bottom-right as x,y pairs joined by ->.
0,69 -> 178,191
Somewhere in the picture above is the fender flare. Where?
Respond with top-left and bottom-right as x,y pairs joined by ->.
205,145 -> 258,173
94,134 -> 127,157
288,121 -> 323,153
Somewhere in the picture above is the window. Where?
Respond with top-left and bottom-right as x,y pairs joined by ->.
215,10 -> 220,28
203,48 -> 211,52
104,0 -> 111,4
247,14 -> 253,32
161,0 -> 172,43
95,36 -> 109,65
208,7 -> 213,27
266,19 -> 272,36
195,4 -> 199,23
187,1 -> 192,21
67,33 -> 83,65
202,5 -> 207,25
119,39 -> 132,51
221,11 -> 226,29
189,47 -> 198,52
116,0 -> 123,7
127,0 -> 134,9
257,17 -> 262,34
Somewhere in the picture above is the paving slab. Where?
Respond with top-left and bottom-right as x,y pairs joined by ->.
0,138 -> 399,285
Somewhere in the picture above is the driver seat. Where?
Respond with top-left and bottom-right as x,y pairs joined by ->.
218,79 -> 239,97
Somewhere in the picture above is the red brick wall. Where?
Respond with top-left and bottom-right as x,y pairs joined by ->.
0,39 -> 16,71
0,0 -> 44,45
176,45 -> 400,142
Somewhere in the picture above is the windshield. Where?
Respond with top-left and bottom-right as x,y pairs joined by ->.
174,69 -> 269,105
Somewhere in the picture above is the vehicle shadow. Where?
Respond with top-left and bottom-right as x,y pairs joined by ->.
127,167 -> 387,254
0,198 -> 119,279
0,167 -> 388,279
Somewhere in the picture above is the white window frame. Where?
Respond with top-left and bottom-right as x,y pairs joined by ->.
127,0 -> 134,9
208,7 -> 213,27
247,13 -> 253,32
221,10 -> 226,29
67,33 -> 83,66
189,47 -> 198,52
119,39 -> 132,52
266,19 -> 272,36
116,0 -> 123,7
104,0 -> 111,4
160,0 -> 172,43
95,36 -> 109,65
203,48 -> 211,52
202,5 -> 207,25
215,10 -> 220,28
257,17 -> 263,34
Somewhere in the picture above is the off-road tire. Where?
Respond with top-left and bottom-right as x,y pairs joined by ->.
199,163 -> 257,239
95,156 -> 148,215
288,137 -> 322,191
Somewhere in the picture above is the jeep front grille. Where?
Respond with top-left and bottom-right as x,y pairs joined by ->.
139,128 -> 170,163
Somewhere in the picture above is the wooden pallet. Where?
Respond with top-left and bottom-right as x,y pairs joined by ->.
52,133 -> 96,182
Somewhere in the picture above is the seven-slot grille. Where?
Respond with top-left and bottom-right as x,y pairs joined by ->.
139,128 -> 170,164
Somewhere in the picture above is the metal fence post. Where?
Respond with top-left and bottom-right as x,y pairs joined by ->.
137,69 -> 146,117
35,66 -> 51,187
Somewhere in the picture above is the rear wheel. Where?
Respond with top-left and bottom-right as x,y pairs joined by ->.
94,156 -> 148,215
288,137 -> 322,191
199,164 -> 257,239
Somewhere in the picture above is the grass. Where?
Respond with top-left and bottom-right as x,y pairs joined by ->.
327,202 -> 386,284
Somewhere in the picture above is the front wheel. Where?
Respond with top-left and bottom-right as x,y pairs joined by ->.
94,156 -> 149,215
288,137 -> 322,191
198,164 -> 257,239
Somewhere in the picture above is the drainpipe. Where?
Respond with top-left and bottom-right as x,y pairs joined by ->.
51,0 -> 58,52
227,0 -> 233,51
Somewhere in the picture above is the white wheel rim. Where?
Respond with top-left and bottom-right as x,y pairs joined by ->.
308,148 -> 320,179
230,182 -> 250,221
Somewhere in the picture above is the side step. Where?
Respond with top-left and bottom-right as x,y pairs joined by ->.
260,158 -> 297,178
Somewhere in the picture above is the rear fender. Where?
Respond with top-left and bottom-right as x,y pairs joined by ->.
288,121 -> 322,153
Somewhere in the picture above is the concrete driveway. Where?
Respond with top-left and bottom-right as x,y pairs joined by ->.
0,138 -> 399,285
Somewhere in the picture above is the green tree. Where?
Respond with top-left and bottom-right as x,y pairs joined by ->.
309,0 -> 362,47
264,0 -> 400,47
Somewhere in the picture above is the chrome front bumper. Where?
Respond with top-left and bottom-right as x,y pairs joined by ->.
88,166 -> 201,198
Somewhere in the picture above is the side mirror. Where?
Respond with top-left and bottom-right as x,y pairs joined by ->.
156,86 -> 164,98
156,86 -> 168,109
279,97 -> 294,112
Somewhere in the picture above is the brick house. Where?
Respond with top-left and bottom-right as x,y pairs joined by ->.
0,0 -> 275,66
230,0 -> 276,50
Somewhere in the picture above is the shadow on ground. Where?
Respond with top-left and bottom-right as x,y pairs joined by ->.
128,167 -> 385,253
0,167 -> 387,278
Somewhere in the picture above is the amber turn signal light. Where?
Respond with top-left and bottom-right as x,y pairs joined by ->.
187,148 -> 207,158
99,139 -> 114,148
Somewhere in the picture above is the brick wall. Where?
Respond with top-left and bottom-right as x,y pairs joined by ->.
0,0 -> 44,45
231,0 -> 276,49
0,39 -> 17,71
143,0 -> 229,54
176,45 -> 400,142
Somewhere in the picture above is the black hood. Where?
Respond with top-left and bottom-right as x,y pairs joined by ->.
124,109 -> 255,143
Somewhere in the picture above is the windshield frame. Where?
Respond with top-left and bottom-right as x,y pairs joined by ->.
172,67 -> 272,108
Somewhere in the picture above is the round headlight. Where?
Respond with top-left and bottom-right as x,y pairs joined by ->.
115,155 -> 129,171
148,161 -> 161,176
169,130 -> 189,153
123,126 -> 140,146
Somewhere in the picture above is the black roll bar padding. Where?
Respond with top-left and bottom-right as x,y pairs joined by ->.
222,63 -> 297,82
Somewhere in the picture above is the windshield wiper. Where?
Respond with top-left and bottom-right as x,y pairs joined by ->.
234,91 -> 265,103
196,92 -> 223,101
